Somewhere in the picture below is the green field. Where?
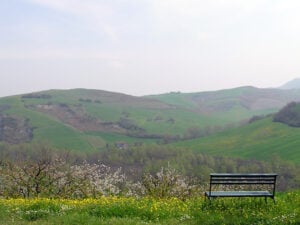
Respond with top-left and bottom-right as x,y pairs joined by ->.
174,117 -> 300,163
0,192 -> 299,225
1,87 -> 300,153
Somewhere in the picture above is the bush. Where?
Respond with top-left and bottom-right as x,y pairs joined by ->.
142,166 -> 197,199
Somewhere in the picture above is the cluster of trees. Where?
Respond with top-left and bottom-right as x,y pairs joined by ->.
1,158 -> 127,198
95,146 -> 300,191
118,117 -> 145,132
0,145 -> 129,198
78,98 -> 102,104
128,121 -> 249,145
0,144 -> 299,199
273,102 -> 300,127
181,121 -> 247,140
21,94 -> 52,99
0,145 -> 197,199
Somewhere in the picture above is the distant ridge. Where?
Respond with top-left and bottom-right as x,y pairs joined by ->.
280,78 -> 300,89
2,85 -> 300,151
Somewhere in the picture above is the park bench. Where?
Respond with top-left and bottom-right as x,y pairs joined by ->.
205,173 -> 277,203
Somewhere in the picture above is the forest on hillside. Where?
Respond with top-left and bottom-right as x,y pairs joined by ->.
274,101 -> 300,127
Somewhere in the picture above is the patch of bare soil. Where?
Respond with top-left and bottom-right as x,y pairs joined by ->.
34,104 -> 126,133
0,115 -> 33,144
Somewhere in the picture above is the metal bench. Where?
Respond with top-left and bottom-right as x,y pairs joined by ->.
205,173 -> 277,203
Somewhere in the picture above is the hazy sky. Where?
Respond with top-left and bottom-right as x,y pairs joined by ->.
1,0 -> 300,97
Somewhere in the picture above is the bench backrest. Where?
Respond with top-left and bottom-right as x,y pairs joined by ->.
209,173 -> 277,195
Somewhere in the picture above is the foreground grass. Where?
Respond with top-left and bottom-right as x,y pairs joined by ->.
0,192 -> 299,225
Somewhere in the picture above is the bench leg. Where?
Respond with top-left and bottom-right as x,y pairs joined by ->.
265,196 -> 276,204
204,193 -> 211,201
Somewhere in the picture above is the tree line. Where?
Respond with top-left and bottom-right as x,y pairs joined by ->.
0,143 -> 299,198
273,101 -> 300,127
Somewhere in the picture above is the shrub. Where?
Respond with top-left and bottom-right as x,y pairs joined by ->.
141,165 -> 197,199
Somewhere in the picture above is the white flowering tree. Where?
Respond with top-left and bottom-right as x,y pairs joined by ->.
142,165 -> 197,199
0,156 -> 129,198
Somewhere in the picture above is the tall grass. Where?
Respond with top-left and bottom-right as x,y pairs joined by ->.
0,192 -> 299,225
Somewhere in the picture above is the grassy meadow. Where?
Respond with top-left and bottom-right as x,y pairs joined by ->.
0,192 -> 299,225
174,117 -> 300,163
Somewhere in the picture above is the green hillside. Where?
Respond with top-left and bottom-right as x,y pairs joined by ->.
0,90 -> 169,151
1,87 -> 300,152
173,116 -> 300,163
149,86 -> 300,122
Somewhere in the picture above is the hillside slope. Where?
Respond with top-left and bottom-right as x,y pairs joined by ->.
149,86 -> 300,122
173,116 -> 300,163
1,87 -> 300,152
280,78 -> 300,89
0,89 -> 174,151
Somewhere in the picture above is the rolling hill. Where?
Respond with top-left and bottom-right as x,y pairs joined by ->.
280,77 -> 300,89
1,86 -> 300,152
173,115 -> 300,163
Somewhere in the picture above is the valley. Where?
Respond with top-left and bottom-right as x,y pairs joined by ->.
1,86 -> 300,154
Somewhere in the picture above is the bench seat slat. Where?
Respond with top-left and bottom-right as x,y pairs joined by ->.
210,173 -> 277,177
211,181 -> 275,185
205,191 -> 272,197
211,178 -> 276,181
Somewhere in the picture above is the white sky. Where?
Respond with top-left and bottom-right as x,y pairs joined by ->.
1,0 -> 300,97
